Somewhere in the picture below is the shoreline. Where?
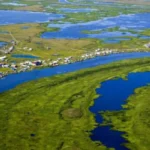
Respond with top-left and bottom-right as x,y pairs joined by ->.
0,49 -> 147,79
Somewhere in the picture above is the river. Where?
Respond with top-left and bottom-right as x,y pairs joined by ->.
1,52 -> 150,93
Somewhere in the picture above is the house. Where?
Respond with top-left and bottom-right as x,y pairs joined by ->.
8,46 -> 14,52
144,43 -> 150,48
33,60 -> 42,66
29,48 -> 33,51
50,60 -> 58,66
0,56 -> 7,61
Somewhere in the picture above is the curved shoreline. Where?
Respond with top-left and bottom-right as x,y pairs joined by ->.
90,71 -> 150,150
1,52 -> 150,93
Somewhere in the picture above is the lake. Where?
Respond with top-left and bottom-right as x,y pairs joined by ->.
11,54 -> 39,59
90,71 -> 150,150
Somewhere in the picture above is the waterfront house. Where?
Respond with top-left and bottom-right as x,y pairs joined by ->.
144,43 -> 150,48
0,56 -> 7,61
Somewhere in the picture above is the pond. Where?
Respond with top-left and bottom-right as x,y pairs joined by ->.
90,71 -> 150,150
41,13 -> 150,43
102,37 -> 130,44
11,54 -> 39,59
59,0 -> 69,3
0,10 -> 64,25
59,8 -> 97,13
1,52 -> 150,93
1,2 -> 27,6
0,42 -> 7,48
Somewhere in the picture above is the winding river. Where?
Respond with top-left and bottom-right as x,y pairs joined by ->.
90,71 -> 150,150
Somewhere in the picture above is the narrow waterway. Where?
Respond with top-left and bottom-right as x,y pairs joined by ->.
90,72 -> 150,150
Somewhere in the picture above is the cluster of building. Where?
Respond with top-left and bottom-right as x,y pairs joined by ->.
0,40 -> 16,54
0,48 -> 118,79
81,48 -> 114,60
1,45 -> 149,79
0,45 -> 14,54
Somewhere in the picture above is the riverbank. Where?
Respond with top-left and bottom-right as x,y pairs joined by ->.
1,58 -> 150,149
1,50 -> 150,79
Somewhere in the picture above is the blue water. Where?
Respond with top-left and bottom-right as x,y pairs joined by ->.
11,54 -> 39,59
90,72 -> 150,150
1,2 -> 27,6
0,10 -> 64,25
1,52 -> 150,93
103,37 -> 130,44
0,41 -> 7,48
59,0 -> 69,3
41,13 -> 150,42
58,0 -> 148,9
59,8 -> 97,13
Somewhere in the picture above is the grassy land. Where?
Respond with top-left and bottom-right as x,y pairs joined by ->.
0,23 -> 149,61
0,22 -> 150,75
102,85 -> 150,150
1,58 -> 150,149
0,23 -> 99,62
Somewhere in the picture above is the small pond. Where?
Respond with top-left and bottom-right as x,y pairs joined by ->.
11,54 -> 39,59
0,10 -> 64,25
59,8 -> 97,13
1,2 -> 27,6
0,42 -> 7,48
102,37 -> 130,44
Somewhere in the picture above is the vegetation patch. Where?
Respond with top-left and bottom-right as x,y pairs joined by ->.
61,108 -> 83,119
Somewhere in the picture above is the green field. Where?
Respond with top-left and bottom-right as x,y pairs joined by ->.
0,23 -> 149,67
1,58 -> 150,149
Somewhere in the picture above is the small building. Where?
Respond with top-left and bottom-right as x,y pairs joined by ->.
0,56 -> 7,61
144,43 -> 150,48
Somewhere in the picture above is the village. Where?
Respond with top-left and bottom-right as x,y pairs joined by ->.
0,48 -> 115,78
0,43 -> 150,79
0,39 -> 150,79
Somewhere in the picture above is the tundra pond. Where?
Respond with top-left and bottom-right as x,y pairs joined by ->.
11,54 -> 40,59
